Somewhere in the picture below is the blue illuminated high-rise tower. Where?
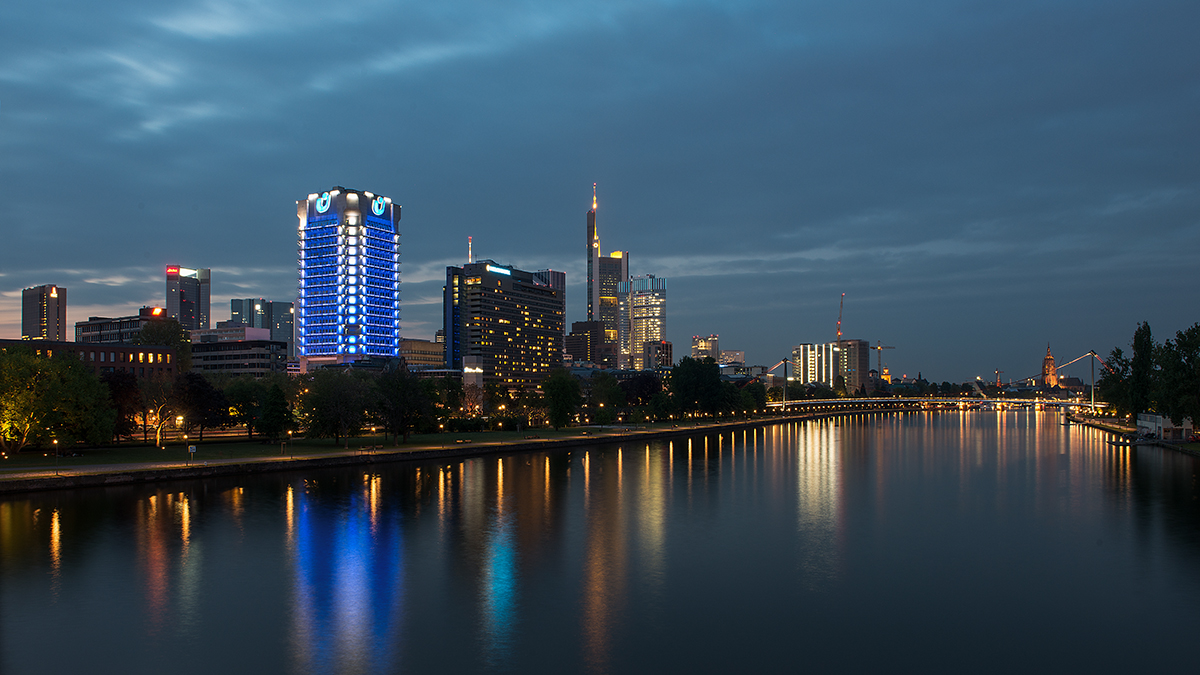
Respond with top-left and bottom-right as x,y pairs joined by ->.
296,187 -> 401,369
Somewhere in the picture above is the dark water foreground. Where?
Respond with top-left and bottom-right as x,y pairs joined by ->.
3,410 -> 1199,674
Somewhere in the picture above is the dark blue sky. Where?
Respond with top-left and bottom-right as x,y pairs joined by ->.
1,0 -> 1197,381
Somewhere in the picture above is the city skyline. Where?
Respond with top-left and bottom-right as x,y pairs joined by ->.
1,0 -> 1196,381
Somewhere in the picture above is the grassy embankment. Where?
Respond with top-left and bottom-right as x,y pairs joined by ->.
0,419 -> 737,476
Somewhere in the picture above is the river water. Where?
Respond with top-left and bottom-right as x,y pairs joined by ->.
3,410 -> 1199,673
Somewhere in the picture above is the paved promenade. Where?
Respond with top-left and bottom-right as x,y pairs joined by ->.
0,417 -> 793,494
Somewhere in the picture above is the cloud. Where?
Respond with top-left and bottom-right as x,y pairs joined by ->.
81,275 -> 147,287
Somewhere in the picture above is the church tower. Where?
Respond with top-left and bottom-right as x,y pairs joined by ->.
1041,344 -> 1058,388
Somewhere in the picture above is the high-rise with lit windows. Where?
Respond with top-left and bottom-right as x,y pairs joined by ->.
585,185 -> 628,366
22,284 -> 66,341
296,186 -> 401,369
166,266 -> 210,330
691,334 -> 719,361
444,260 -> 564,388
231,298 -> 295,357
619,274 -> 666,370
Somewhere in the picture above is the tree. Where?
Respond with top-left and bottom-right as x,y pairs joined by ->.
648,391 -> 674,421
134,318 -> 192,372
0,348 -> 115,453
671,357 -> 722,414
1097,347 -> 1132,418
1129,322 -> 1155,416
425,377 -> 463,421
743,381 -> 768,411
101,370 -> 142,442
543,368 -> 581,430
174,372 -> 228,441
720,381 -> 742,413
257,384 -> 290,442
833,375 -> 848,397
461,382 -> 485,417
52,358 -> 117,447
1156,323 -> 1200,427
374,366 -> 431,444
738,388 -> 758,416
301,369 -> 371,448
139,374 -> 175,447
515,388 -> 546,429
620,371 -> 662,407
224,376 -> 265,438
590,371 -> 624,426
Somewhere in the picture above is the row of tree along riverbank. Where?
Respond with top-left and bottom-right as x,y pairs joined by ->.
0,400 -> 939,494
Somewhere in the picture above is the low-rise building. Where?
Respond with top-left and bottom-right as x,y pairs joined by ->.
1137,414 -> 1195,442
75,307 -> 169,344
0,339 -> 176,379
191,339 -> 288,378
191,322 -> 272,343
401,338 -> 444,370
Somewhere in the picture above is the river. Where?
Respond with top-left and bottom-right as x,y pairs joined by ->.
2,410 -> 1199,673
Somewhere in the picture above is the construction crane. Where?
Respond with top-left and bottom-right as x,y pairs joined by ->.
872,341 -> 894,376
836,293 -> 845,345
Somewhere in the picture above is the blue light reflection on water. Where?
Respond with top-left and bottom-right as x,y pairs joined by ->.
479,467 -> 518,666
2,411 -> 1200,674
288,475 -> 405,674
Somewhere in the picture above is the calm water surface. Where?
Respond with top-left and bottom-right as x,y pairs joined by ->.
3,411 -> 1200,673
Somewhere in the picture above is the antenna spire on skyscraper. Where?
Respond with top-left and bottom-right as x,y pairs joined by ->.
468,236 -> 473,263
592,183 -> 597,211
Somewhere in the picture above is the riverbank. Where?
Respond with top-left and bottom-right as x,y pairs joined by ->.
1067,414 -> 1200,458
0,414 -> 820,494
6,402 -> 1143,495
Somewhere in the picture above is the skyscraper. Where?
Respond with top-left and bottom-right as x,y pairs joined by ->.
692,334 -> 719,361
837,339 -> 871,394
792,343 -> 819,384
587,184 -> 599,322
804,339 -> 869,393
619,274 -> 667,370
565,320 -> 604,364
21,284 -> 66,341
444,260 -> 564,388
231,298 -> 295,357
166,266 -> 211,330
296,186 -> 401,368
585,185 -> 628,363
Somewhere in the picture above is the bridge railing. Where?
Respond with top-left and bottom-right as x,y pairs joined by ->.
764,397 -> 1105,413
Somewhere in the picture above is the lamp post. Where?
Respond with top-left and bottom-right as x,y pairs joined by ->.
53,439 -> 58,476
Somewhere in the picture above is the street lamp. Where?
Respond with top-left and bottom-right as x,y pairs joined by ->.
53,439 -> 58,476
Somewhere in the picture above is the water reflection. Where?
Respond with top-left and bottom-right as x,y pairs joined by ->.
581,449 -> 627,674
288,474 -> 404,675
1,411 -> 1199,674
795,420 -> 842,588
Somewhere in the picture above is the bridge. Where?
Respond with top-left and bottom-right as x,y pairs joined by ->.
764,397 -> 1106,415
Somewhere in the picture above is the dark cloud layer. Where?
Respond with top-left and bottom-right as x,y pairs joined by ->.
1,0 -> 1196,380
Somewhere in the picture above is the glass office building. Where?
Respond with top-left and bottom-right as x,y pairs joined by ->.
296,187 -> 401,367
444,260 -> 565,388
618,274 -> 666,370
166,266 -> 210,330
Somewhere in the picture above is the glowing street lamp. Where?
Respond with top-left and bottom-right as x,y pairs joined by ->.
53,439 -> 58,476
